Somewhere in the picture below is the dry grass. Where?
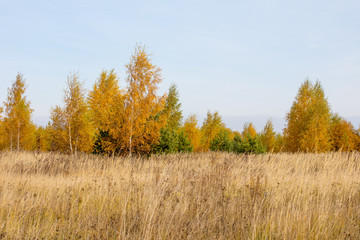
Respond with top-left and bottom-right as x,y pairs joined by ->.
0,151 -> 359,239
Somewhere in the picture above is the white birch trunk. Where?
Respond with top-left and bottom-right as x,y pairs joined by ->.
17,121 -> 20,152
68,120 -> 73,155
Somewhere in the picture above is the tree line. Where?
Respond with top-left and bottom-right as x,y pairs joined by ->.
1,46 -> 360,155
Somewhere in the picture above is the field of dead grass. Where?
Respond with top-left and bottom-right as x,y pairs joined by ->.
0,151 -> 359,239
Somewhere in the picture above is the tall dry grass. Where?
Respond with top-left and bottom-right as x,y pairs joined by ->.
0,151 -> 359,239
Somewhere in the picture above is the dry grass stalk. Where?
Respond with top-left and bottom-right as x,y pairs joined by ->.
0,151 -> 359,239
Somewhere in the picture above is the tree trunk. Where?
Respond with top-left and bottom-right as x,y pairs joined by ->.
75,136 -> 78,155
129,133 -> 132,157
129,104 -> 133,157
10,130 -> 13,151
17,121 -> 20,152
68,121 -> 73,155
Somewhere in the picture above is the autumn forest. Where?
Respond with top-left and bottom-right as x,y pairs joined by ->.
1,46 -> 359,155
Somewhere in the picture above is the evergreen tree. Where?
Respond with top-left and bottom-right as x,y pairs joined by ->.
210,129 -> 232,152
177,130 -> 193,153
163,83 -> 183,131
152,128 -> 193,154
152,128 -> 179,154
232,134 -> 265,154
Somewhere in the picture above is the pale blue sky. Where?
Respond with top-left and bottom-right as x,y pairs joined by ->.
1,0 -> 360,132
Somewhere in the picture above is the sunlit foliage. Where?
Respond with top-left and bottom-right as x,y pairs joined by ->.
284,80 -> 331,152
2,73 -> 35,151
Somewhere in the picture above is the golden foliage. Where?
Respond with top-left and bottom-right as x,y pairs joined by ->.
48,105 -> 67,152
200,111 -> 225,151
88,70 -> 124,154
2,73 -> 35,151
260,120 -> 276,152
49,73 -> 93,154
242,122 -> 257,138
88,70 -> 123,132
33,126 -> 51,152
183,114 -> 201,152
117,45 -> 166,155
330,114 -> 357,151
284,80 -> 331,152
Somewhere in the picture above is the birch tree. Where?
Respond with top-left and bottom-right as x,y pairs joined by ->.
120,45 -> 166,155
3,73 -> 34,151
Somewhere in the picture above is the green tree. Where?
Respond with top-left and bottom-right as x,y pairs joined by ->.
210,129 -> 232,152
152,128 -> 179,154
3,73 -> 35,151
232,134 -> 265,154
152,128 -> 192,154
177,130 -> 193,153
284,79 -> 331,152
163,83 -> 183,131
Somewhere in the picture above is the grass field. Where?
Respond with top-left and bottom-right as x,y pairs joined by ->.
0,151 -> 359,239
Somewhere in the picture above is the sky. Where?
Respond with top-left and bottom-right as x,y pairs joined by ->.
1,0 -> 360,132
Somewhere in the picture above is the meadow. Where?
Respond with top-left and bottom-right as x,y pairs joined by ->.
0,151 -> 359,239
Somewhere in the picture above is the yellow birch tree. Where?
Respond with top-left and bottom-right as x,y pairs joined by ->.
200,111 -> 225,151
330,114 -> 357,151
49,73 -> 93,154
183,114 -> 201,152
260,120 -> 276,152
3,73 -> 35,151
48,105 -> 67,152
242,122 -> 257,138
33,125 -> 51,152
88,70 -> 124,154
118,45 -> 166,155
284,80 -> 331,152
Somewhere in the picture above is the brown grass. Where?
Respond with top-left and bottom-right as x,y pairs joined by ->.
0,151 -> 359,239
